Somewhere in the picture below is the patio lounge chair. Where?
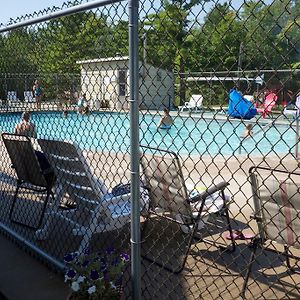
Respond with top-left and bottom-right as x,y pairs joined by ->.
1,133 -> 56,229
178,94 -> 203,112
24,91 -> 34,102
256,92 -> 278,118
242,166 -> 300,297
7,91 -> 18,102
140,146 -> 235,273
36,139 -> 131,253
284,95 -> 300,119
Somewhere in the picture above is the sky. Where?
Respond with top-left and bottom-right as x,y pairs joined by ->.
0,0 -> 67,24
0,0 -> 275,25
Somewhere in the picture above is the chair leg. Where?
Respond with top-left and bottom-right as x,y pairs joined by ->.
36,186 -> 64,240
193,191 -> 236,252
241,238 -> 259,298
10,181 -> 52,230
223,207 -> 236,252
284,245 -> 300,274
36,189 -> 53,229
9,180 -> 22,223
141,214 -> 197,274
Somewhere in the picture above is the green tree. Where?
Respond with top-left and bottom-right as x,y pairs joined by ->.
143,0 -> 208,105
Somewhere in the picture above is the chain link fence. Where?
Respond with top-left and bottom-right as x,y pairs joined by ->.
0,0 -> 299,299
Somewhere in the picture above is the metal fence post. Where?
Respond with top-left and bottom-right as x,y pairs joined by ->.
129,0 -> 141,299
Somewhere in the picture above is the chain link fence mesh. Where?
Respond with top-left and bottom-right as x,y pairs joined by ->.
0,0 -> 299,299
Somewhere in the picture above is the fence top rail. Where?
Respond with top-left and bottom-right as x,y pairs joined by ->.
0,0 -> 126,34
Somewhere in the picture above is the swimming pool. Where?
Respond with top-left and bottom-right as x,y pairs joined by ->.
0,111 -> 296,156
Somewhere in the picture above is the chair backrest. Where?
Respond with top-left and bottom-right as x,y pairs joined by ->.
24,91 -> 34,102
189,95 -> 203,108
7,91 -> 17,101
250,167 -> 300,249
2,133 -> 47,187
243,95 -> 254,102
38,139 -> 108,203
295,95 -> 300,111
140,146 -> 191,219
264,92 -> 278,112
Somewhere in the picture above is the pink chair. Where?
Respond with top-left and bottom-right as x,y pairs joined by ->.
256,92 -> 278,118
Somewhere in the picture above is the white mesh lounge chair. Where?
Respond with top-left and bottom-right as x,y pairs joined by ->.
242,166 -> 300,297
36,139 -> 131,253
178,94 -> 203,112
140,146 -> 235,273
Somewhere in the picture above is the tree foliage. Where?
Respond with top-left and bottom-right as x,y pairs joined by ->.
0,0 -> 298,103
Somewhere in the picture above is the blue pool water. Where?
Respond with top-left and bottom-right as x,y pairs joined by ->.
0,111 -> 296,156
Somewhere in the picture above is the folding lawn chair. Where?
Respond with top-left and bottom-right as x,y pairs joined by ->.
2,133 -> 56,229
242,166 -> 300,297
140,145 -> 235,273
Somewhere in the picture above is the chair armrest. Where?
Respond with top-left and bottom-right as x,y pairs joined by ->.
250,213 -> 262,222
102,192 -> 131,205
189,182 -> 229,203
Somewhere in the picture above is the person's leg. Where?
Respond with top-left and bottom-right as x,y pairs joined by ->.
35,150 -> 51,170
36,95 -> 41,109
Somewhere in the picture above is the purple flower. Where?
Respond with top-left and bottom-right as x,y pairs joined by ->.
66,269 -> 76,278
111,258 -> 119,266
106,247 -> 115,254
90,269 -> 100,280
64,253 -> 75,263
82,260 -> 90,267
121,253 -> 130,262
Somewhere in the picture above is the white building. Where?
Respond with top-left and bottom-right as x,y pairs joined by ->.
76,56 -> 174,110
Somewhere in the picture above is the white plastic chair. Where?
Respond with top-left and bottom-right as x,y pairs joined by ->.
178,94 -> 203,112
284,95 -> 300,119
24,91 -> 34,102
7,91 -> 18,102
36,139 -> 131,253
243,95 -> 254,102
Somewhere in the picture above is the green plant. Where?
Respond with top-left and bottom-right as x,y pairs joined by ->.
64,248 -> 129,300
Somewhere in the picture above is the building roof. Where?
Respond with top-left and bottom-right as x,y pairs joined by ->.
186,76 -> 255,82
76,56 -> 129,65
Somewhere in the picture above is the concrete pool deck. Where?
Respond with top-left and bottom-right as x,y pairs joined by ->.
0,234 -> 69,300
0,139 -> 299,299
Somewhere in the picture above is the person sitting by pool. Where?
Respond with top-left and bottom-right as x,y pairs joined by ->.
14,111 -> 54,181
157,108 -> 173,129
62,110 -> 68,118
77,93 -> 87,114
82,104 -> 90,115
14,111 -> 37,138
242,123 -> 253,138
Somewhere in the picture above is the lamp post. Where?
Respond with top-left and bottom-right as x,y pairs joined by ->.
237,42 -> 243,89
143,32 -> 147,64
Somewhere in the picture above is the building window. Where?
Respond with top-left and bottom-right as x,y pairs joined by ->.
118,69 -> 127,96
157,70 -> 162,81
